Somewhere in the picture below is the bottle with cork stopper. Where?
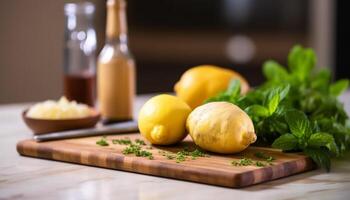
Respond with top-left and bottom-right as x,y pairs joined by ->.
97,0 -> 136,124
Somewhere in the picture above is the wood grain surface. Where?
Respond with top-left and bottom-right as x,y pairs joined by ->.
16,133 -> 315,188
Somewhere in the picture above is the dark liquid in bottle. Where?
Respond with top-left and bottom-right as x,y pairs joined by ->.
64,74 -> 96,107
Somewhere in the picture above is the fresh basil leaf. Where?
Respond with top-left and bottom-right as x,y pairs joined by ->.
310,120 -> 320,133
262,88 -> 281,115
272,134 -> 298,151
263,60 -> 289,82
225,79 -> 241,97
206,79 -> 243,104
300,91 -> 322,113
308,132 -> 334,147
204,92 -> 228,103
267,93 -> 280,115
308,132 -> 338,155
245,105 -> 269,118
267,115 -> 289,134
285,110 -> 312,139
278,84 -> 291,100
288,45 -> 316,81
311,69 -> 331,92
304,148 -> 331,172
329,79 -> 349,96
326,141 -> 340,156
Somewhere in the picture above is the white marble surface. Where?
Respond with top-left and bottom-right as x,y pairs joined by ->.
0,93 -> 350,200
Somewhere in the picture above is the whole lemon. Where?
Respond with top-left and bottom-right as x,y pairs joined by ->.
174,65 -> 250,109
186,102 -> 256,154
138,94 -> 191,145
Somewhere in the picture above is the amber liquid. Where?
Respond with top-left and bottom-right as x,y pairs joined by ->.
64,74 -> 96,106
98,0 -> 135,123
98,59 -> 135,123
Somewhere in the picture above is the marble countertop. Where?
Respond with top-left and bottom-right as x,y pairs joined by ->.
1,94 -> 350,200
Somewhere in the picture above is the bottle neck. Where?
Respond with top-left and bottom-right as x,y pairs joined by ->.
106,0 -> 128,44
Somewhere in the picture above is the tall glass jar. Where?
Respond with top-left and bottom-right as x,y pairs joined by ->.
63,2 -> 97,106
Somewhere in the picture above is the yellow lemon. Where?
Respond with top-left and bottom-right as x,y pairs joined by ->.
186,102 -> 256,154
174,65 -> 250,109
138,94 -> 191,145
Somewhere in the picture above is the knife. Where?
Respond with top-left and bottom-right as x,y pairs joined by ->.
34,120 -> 139,142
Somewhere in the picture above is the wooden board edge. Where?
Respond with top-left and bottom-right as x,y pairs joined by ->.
234,157 -> 316,188
15,139 -> 316,188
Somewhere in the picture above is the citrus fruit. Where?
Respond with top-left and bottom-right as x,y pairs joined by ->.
174,65 -> 250,109
138,94 -> 191,145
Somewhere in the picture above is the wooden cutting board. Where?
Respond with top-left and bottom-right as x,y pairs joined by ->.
17,133 -> 315,188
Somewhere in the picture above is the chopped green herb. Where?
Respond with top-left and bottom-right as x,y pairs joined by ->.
266,156 -> 274,162
174,148 -> 208,163
135,139 -> 146,145
231,157 -> 268,167
255,161 -> 266,167
231,158 -> 253,166
96,136 -> 109,146
122,144 -> 153,160
122,144 -> 141,154
190,149 -> 206,159
158,150 -> 176,160
112,138 -> 132,145
176,152 -> 186,163
254,152 -> 275,163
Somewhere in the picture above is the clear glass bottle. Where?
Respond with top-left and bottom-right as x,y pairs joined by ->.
63,2 -> 97,106
98,0 -> 136,123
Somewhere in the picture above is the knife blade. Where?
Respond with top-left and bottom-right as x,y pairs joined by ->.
33,120 -> 139,142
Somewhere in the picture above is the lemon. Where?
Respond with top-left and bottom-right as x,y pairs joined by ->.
138,94 -> 191,145
186,102 -> 256,154
174,65 -> 250,109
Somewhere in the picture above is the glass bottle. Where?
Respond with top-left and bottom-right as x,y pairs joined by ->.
98,0 -> 136,123
63,2 -> 97,106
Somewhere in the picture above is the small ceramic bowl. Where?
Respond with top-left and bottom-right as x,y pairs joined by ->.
22,109 -> 100,135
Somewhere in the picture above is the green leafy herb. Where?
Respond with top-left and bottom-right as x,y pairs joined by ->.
304,148 -> 331,172
231,158 -> 253,166
285,110 -> 312,139
254,152 -> 275,162
122,144 -> 141,154
158,150 -> 175,160
175,153 -> 186,163
330,79 -> 349,96
206,44 -> 350,171
308,132 -> 338,155
122,144 -> 153,160
263,60 -> 289,82
190,149 -> 207,159
174,148 -> 208,163
135,139 -> 146,145
255,161 -> 266,167
112,138 -> 132,145
96,136 -> 109,146
254,152 -> 275,166
245,105 -> 269,118
205,79 -> 241,104
272,134 -> 298,151
265,91 -> 280,115
231,155 -> 274,167
287,45 -> 316,81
